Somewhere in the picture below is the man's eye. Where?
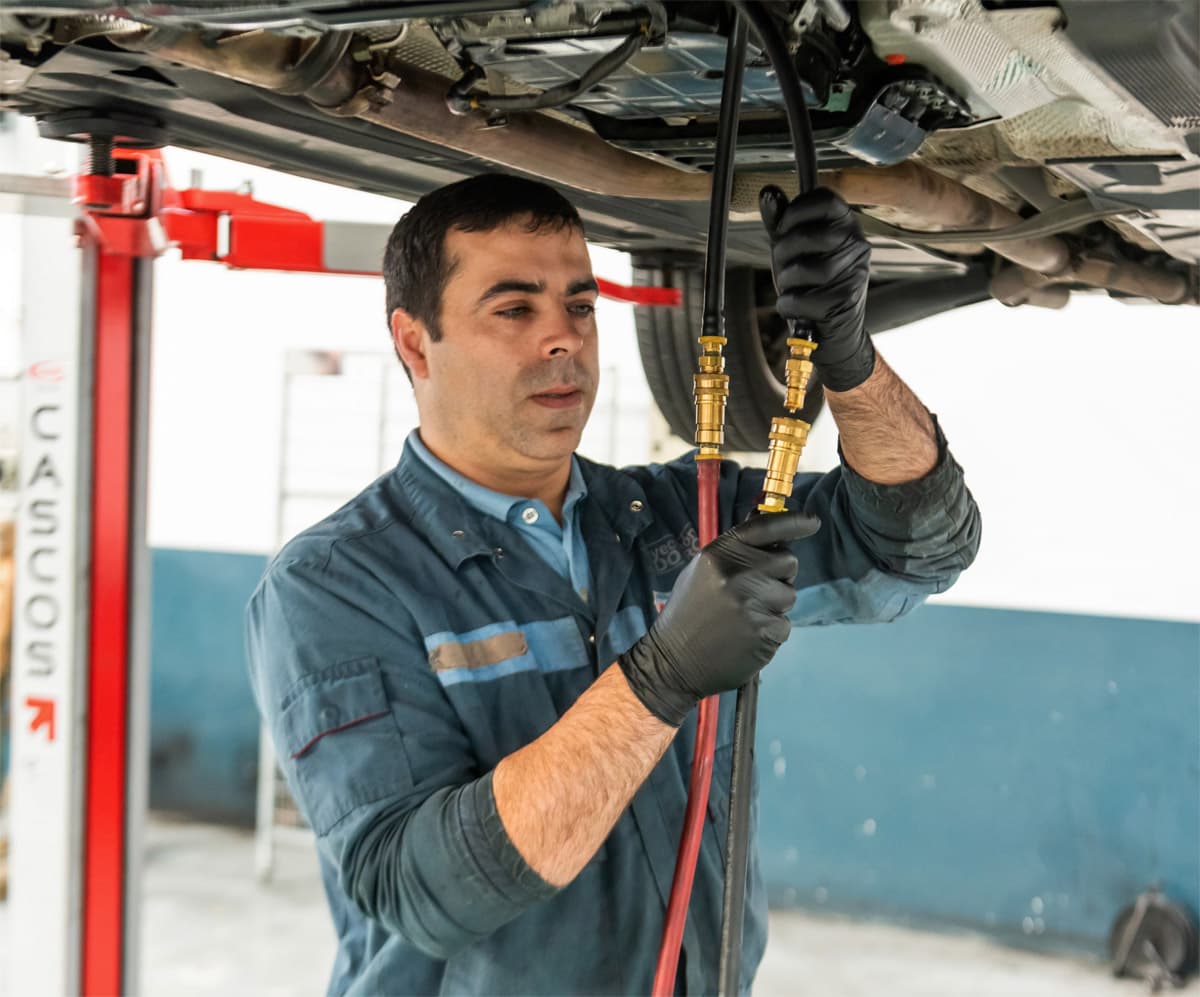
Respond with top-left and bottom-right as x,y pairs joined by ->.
496,305 -> 530,319
569,302 -> 596,317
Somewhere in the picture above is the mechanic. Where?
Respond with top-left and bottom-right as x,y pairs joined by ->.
245,172 -> 980,996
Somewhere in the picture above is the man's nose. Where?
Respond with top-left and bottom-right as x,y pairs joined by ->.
540,311 -> 584,359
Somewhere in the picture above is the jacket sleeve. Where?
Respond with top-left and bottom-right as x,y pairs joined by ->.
245,555 -> 558,960
641,415 -> 980,625
744,415 -> 981,624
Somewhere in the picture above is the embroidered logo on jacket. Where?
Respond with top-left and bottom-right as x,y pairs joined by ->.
647,525 -> 699,574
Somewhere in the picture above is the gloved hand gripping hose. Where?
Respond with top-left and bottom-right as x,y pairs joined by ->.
650,11 -> 749,997
717,5 -> 822,995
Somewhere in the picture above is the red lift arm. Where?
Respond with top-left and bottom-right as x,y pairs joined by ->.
77,150 -> 684,303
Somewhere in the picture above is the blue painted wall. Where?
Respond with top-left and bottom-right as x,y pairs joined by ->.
148,547 -> 267,824
147,548 -> 1199,948
756,605 -> 1200,950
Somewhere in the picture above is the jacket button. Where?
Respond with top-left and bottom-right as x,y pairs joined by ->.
452,530 -> 465,538
494,547 -> 504,557
630,500 -> 644,513
319,706 -> 340,727
588,634 -> 596,645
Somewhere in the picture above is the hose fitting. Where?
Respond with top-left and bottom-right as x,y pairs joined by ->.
757,417 -> 810,513
758,336 -> 818,512
694,335 -> 730,458
783,337 -> 817,411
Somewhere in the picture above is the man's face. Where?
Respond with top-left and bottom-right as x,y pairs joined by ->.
409,219 -> 600,470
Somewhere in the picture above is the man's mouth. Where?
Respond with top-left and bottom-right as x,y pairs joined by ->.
530,386 -> 584,410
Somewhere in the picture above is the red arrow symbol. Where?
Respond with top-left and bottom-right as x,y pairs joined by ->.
26,697 -> 56,742
28,360 -> 65,382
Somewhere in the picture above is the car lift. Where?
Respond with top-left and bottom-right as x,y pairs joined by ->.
6,143 -> 680,997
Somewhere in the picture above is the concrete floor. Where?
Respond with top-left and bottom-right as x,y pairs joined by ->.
0,816 -> 1188,996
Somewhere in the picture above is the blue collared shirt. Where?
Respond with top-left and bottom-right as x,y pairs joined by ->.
408,431 -> 592,604
245,424 -> 979,996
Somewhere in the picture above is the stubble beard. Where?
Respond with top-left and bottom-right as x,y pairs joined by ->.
505,359 -> 596,461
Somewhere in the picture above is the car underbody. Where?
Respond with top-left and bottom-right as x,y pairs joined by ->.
3,0 -> 1198,445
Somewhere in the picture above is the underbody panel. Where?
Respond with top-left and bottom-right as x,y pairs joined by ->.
2,0 -> 1197,296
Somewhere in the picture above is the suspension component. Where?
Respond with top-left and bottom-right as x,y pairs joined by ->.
757,336 -> 818,513
694,335 -> 730,457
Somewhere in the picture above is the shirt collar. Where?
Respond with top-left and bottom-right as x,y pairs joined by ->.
406,430 -> 588,527
562,457 -> 588,521
392,438 -> 654,572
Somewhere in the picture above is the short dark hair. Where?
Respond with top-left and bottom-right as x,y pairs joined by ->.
382,173 -> 584,349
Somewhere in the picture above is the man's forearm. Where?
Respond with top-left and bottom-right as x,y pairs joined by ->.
825,351 -> 938,485
492,662 -> 676,887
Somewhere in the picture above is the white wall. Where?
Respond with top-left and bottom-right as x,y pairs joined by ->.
797,295 -> 1200,623
0,113 -> 79,519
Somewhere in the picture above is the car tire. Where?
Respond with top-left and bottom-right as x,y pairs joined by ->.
633,260 -> 825,452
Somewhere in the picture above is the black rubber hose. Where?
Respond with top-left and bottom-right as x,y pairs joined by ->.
702,12 -> 749,339
737,1 -> 818,189
717,672 -> 759,997
719,5 -> 820,996
447,22 -> 649,114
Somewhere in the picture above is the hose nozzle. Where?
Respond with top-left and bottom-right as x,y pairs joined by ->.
757,417 -> 810,513
783,337 -> 817,412
694,335 -> 730,459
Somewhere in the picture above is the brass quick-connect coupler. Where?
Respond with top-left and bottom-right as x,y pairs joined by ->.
757,416 -> 811,514
783,337 -> 817,413
694,335 -> 729,457
757,337 -> 818,512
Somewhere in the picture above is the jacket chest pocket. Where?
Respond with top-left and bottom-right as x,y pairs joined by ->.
429,616 -> 591,765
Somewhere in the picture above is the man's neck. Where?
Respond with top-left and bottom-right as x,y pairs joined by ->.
418,430 -> 572,523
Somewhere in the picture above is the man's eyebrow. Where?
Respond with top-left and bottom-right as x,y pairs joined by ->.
567,277 -> 600,296
476,277 -> 599,306
477,279 -> 544,306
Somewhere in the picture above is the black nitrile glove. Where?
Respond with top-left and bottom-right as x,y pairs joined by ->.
618,510 -> 821,727
760,185 -> 875,392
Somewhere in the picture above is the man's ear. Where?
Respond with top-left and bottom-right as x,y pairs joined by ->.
390,308 -> 431,380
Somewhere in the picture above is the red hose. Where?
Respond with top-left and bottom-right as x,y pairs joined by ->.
695,458 -> 720,547
651,457 -> 722,995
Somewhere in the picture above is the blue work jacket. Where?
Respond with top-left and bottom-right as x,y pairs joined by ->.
245,424 -> 980,996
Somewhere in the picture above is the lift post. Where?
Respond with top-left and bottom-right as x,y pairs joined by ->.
8,146 -> 157,997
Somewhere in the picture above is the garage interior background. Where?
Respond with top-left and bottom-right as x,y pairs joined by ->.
2,112 -> 1198,960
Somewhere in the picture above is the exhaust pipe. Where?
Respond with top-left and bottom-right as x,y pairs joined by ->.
742,163 -> 1191,304
737,162 -> 1071,275
360,63 -> 711,202
820,163 -> 1072,275
991,257 -> 1192,306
